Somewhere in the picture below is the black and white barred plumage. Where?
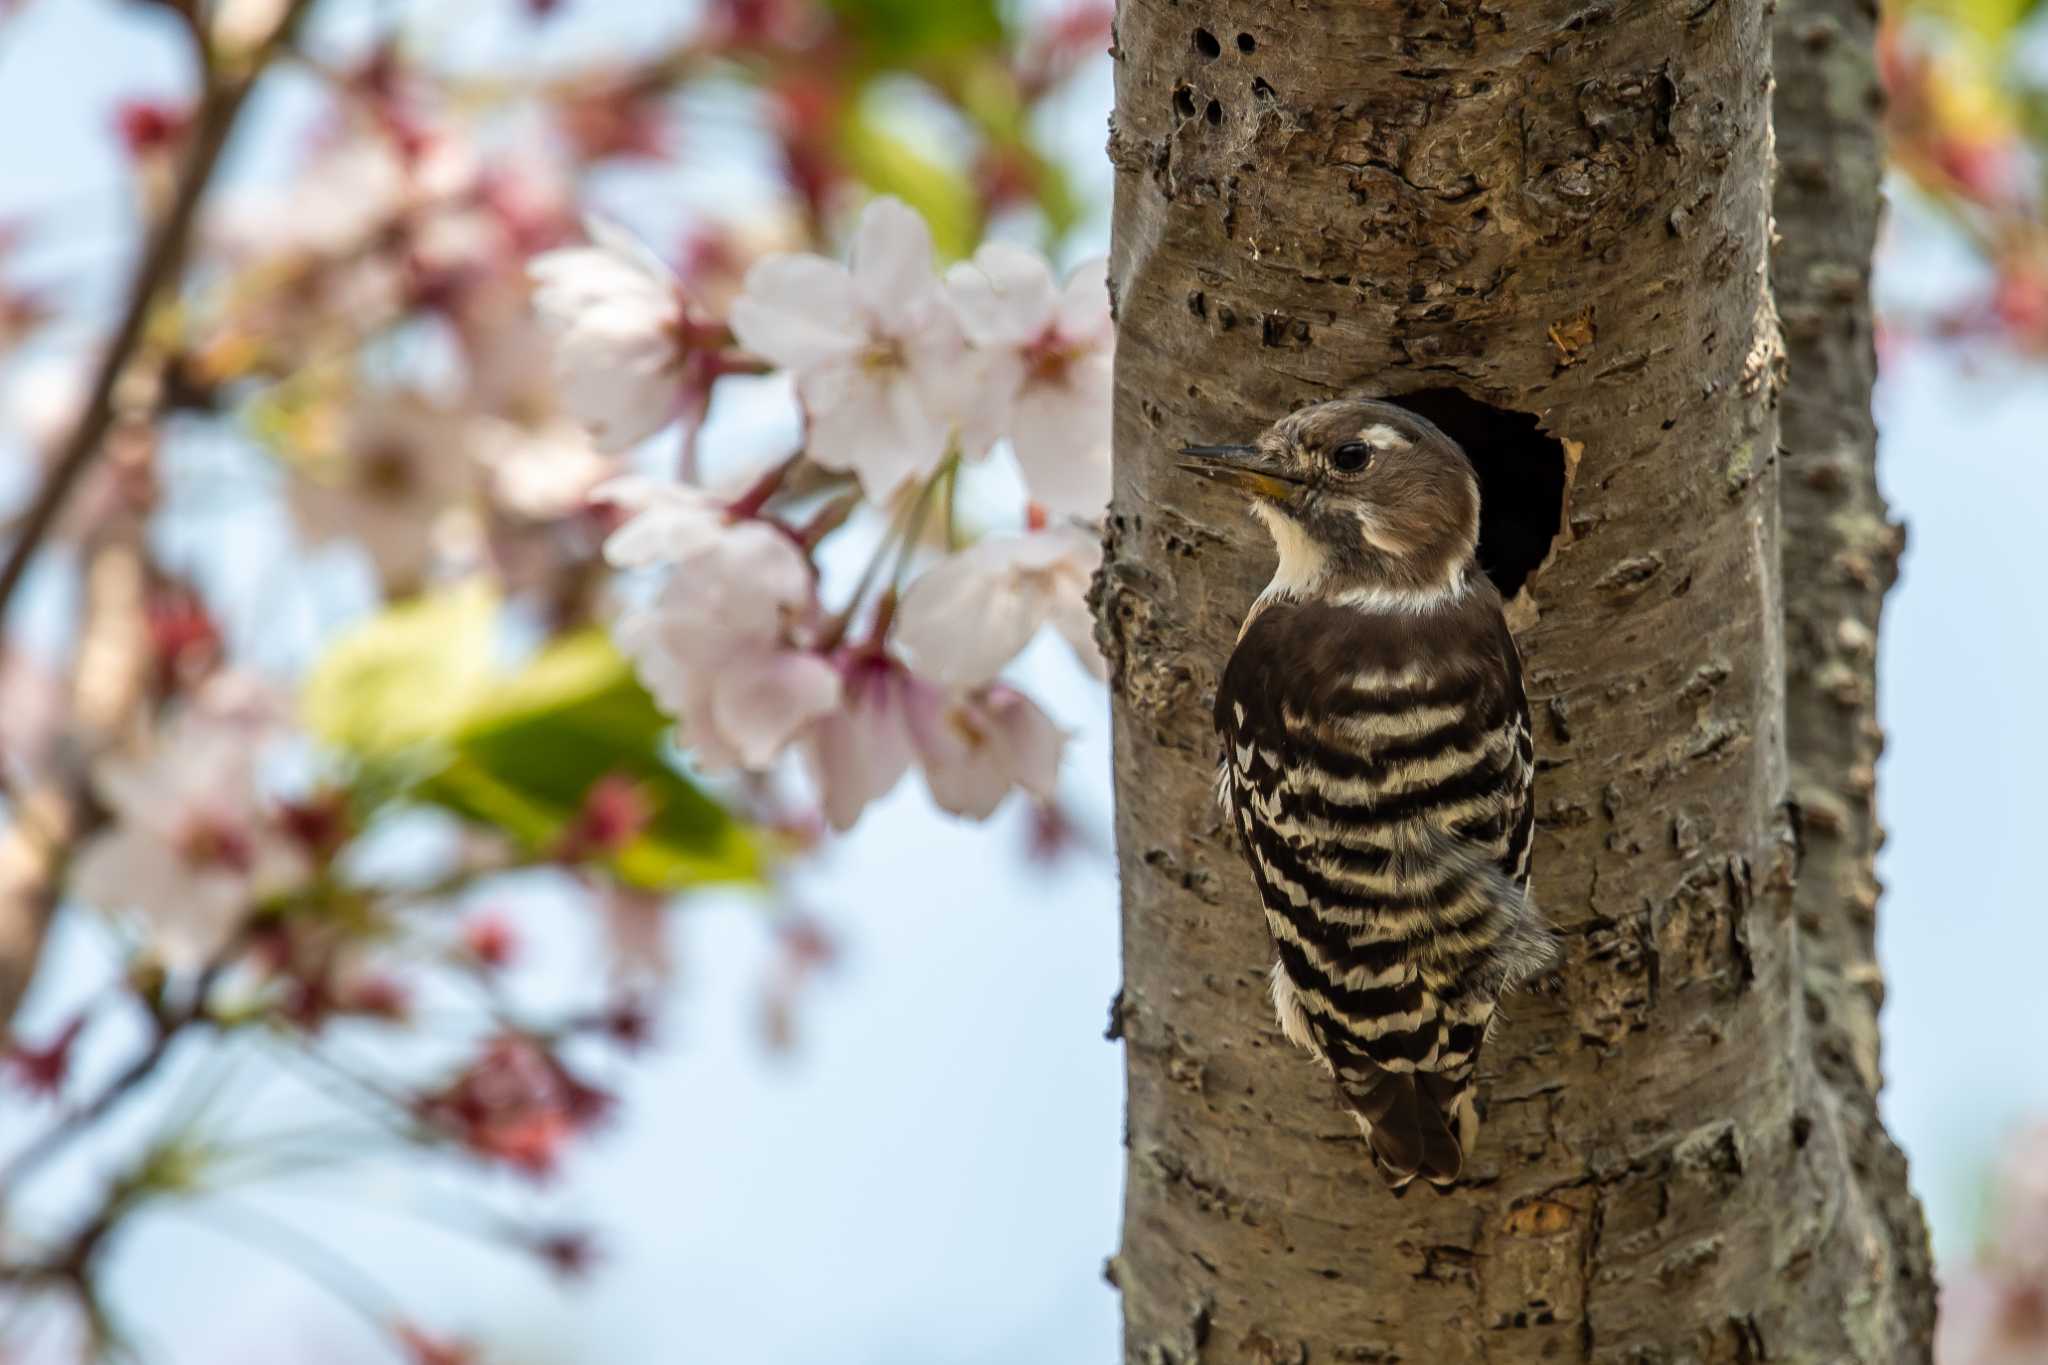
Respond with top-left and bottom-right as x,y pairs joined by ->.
1184,399 -> 1555,1188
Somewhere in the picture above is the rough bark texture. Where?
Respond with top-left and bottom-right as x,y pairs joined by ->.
1097,1 -> 1929,1359
1772,0 -> 1937,1352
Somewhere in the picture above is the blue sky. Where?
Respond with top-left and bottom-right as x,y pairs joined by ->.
1,2 -> 2042,1361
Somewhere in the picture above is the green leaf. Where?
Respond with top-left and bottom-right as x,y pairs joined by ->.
305,591 -> 763,890
428,631 -> 764,888
826,0 -> 1005,65
303,581 -> 499,756
837,106 -> 982,259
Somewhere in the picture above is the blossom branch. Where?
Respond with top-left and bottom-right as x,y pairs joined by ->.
0,527 -> 151,1033
0,0 -> 319,1037
0,0 -> 319,623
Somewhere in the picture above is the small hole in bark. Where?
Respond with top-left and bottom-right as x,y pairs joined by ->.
1193,27 -> 1221,58
1204,98 -> 1223,126
1251,76 -> 1276,100
1791,1114 -> 1814,1149
1236,32 -> 1257,52
1173,85 -> 1196,118
1380,388 -> 1567,599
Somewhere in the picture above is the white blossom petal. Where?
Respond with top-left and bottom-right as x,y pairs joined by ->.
729,254 -> 870,370
912,686 -> 1065,820
530,221 -> 684,452
803,664 -> 922,831
1053,256 -> 1113,347
945,243 -> 1058,349
1050,592 -> 1107,679
896,551 -> 1048,688
597,480 -> 726,568
986,688 -> 1064,801
848,197 -> 939,335
1011,355 -> 1113,517
711,649 -> 842,769
894,528 -> 1099,686
800,361 -> 951,498
72,833 -> 246,972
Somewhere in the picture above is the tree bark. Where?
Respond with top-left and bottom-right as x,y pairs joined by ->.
1097,1 -> 1931,1359
1771,0 -> 1936,1353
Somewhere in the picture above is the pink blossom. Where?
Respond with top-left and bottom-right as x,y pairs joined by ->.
288,394 -> 480,592
530,219 -> 686,452
802,656 -> 1066,829
730,197 -> 975,498
70,709 -> 307,972
602,479 -> 840,771
802,655 -> 925,831
1938,1270 -> 2048,1365
894,525 -> 1104,686
475,418 -> 615,520
912,685 -> 1064,820
945,246 -> 1113,516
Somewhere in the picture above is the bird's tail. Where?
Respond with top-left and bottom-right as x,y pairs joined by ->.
1343,1069 -> 1477,1189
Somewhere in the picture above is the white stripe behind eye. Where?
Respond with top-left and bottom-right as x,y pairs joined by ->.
1358,424 -> 1411,448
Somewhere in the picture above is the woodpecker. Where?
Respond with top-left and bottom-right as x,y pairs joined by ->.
1182,398 -> 1554,1189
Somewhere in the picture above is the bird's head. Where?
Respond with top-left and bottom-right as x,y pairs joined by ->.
1180,398 -> 1481,603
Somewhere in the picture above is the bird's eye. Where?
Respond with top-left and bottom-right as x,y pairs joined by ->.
1331,441 -> 1373,473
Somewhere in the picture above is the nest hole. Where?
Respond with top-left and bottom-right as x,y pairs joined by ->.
1236,32 -> 1257,52
1381,388 -> 1566,599
1192,27 -> 1222,59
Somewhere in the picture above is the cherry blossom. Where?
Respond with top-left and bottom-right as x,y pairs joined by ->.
912,685 -> 1064,820
802,654 -> 925,831
602,479 -> 840,770
730,197 -> 974,497
802,656 -> 1065,829
70,708 -> 307,971
475,417 -> 615,520
288,393 -> 479,591
1938,1270 -> 2048,1365
530,219 -> 686,452
945,245 -> 1113,516
894,524 -> 1104,686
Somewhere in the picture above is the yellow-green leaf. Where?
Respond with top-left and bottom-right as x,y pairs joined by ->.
305,595 -> 763,890
303,581 -> 499,756
429,631 -> 764,887
826,0 -> 1005,66
837,107 -> 982,259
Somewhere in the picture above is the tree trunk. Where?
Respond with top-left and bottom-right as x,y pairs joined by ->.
1096,1 -> 1932,1359
1771,0 -> 1936,1352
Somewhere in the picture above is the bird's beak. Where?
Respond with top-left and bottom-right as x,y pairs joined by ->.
1178,443 -> 1301,501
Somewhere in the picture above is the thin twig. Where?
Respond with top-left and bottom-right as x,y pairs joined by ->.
0,0 -> 321,623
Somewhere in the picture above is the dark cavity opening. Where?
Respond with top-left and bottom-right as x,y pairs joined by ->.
1173,85 -> 1196,118
1203,98 -> 1223,126
1380,388 -> 1566,599
1236,31 -> 1257,52
1193,27 -> 1221,58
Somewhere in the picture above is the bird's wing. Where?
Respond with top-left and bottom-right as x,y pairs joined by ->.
1215,597 -> 1546,1184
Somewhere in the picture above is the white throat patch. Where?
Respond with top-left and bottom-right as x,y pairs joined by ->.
1250,502 -> 1330,604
